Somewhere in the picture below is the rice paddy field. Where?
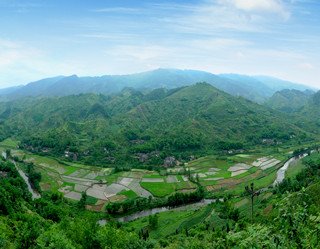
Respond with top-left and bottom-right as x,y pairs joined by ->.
0,138 -> 310,211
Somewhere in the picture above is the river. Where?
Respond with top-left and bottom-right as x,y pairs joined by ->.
273,153 -> 308,186
98,199 -> 217,224
12,160 -> 41,199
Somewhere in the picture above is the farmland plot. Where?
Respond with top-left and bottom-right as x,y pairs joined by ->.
64,191 -> 82,201
166,175 -> 179,183
119,177 -> 134,186
129,179 -> 152,198
141,178 -> 164,183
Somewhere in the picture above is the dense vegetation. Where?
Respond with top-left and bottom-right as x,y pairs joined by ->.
0,77 -> 319,248
266,88 -> 320,134
265,89 -> 313,113
105,187 -> 205,215
0,83 -> 312,168
1,153 -> 320,248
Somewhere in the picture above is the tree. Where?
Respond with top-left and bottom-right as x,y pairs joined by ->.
36,225 -> 76,249
245,183 -> 260,223
77,192 -> 87,209
5,149 -> 10,159
148,214 -> 158,230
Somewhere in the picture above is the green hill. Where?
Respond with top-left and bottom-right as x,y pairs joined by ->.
265,89 -> 312,113
0,83 -> 310,167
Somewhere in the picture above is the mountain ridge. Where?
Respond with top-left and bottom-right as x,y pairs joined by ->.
0,69 -> 314,104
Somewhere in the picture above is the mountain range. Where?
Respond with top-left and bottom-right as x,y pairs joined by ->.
0,69 -> 315,103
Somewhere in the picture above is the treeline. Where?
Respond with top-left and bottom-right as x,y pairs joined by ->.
106,187 -> 206,215
0,160 -> 31,215
26,162 -> 42,193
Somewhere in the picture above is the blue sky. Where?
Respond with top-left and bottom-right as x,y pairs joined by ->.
0,0 -> 319,87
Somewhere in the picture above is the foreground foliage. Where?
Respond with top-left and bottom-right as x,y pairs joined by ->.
0,153 -> 320,248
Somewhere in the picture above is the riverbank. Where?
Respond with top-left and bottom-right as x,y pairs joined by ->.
273,153 -> 309,186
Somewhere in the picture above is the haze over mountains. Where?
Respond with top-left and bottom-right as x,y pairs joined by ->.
0,69 -> 315,104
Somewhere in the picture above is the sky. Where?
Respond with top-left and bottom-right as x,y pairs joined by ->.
0,0 -> 319,88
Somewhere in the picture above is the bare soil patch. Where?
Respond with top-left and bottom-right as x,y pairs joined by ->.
204,177 -> 224,181
119,177 -> 134,186
74,184 -> 89,192
231,169 -> 248,177
64,191 -> 82,201
228,163 -> 251,172
141,178 -> 164,183
166,175 -> 179,183
129,179 -> 152,197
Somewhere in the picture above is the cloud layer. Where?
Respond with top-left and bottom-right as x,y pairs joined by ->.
0,0 -> 319,87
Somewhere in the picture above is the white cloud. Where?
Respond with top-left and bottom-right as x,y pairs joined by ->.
92,7 -> 140,14
105,45 -> 172,61
298,62 -> 314,70
228,0 -> 283,12
0,39 -> 43,67
158,0 -> 291,37
220,0 -> 290,19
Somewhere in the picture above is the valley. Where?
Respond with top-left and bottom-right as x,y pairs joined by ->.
0,138 -> 315,212
0,81 -> 319,248
1,0 -> 320,247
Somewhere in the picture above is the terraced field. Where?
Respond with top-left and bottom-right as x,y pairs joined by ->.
186,153 -> 285,194
0,138 -> 305,211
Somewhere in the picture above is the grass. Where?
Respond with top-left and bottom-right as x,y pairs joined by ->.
235,154 -> 251,158
64,166 -> 80,175
37,167 -> 60,191
105,172 -> 124,184
86,196 -> 98,205
176,175 -> 184,181
207,210 -> 227,229
143,173 -> 164,179
201,179 -> 218,186
188,156 -> 232,172
119,190 -> 138,199
62,182 -> 75,188
177,204 -> 214,232
0,138 -> 19,148
140,182 -> 176,197
140,180 -> 196,197
233,166 -> 258,179
286,160 -> 306,179
125,205 -> 212,238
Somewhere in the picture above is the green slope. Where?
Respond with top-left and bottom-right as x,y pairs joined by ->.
265,89 -> 312,113
0,83 -> 311,167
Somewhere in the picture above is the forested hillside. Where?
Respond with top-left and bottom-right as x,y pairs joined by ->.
265,89 -> 313,112
0,83 -> 310,167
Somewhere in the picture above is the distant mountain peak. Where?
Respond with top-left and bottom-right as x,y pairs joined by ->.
0,69 -> 314,103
